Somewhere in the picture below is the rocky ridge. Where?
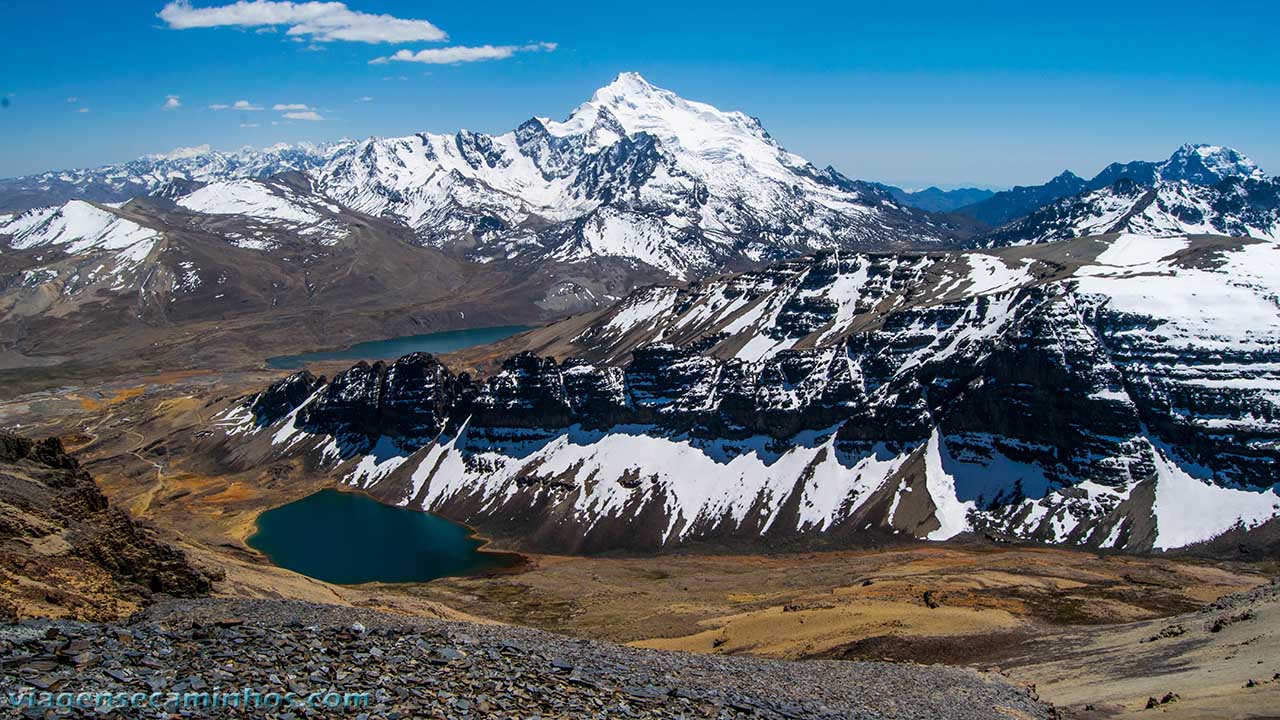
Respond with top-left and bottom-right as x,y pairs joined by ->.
0,432 -> 211,621
212,232 -> 1280,554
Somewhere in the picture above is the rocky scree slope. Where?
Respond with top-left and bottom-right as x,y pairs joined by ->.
0,597 -> 1054,720
212,232 -> 1280,554
0,432 -> 211,622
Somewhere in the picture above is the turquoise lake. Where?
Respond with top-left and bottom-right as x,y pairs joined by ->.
247,489 -> 516,584
266,324 -> 534,369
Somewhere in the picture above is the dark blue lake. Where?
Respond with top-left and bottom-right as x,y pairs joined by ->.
247,489 -> 517,584
266,325 -> 534,370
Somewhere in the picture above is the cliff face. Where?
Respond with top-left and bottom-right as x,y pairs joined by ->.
0,433 -> 211,621
216,234 -> 1280,555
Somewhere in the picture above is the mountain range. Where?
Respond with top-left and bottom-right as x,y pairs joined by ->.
3,76 -> 1274,289
979,173 -> 1280,245
877,185 -> 995,213
0,142 -> 352,214
2,73 -> 969,284
4,72 -> 1280,557
214,230 -> 1280,553
953,144 -> 1268,227
0,74 -> 981,382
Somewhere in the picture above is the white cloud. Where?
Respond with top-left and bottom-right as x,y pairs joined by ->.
272,103 -> 310,111
210,99 -> 263,111
159,144 -> 212,159
66,96 -> 78,103
355,96 -> 373,102
283,110 -> 323,121
158,1 -> 447,44
163,95 -> 182,110
75,107 -> 91,114
240,122 -> 261,128
372,42 -> 556,65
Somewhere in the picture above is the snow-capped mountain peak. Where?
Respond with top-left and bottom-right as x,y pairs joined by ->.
560,72 -> 763,141
976,143 -> 1277,246
1162,143 -> 1265,184
1,200 -> 157,255
980,176 -> 1280,246
142,144 -> 215,161
313,72 -> 957,277
542,72 -> 794,176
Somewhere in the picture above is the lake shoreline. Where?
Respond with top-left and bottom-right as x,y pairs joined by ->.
245,485 -> 530,585
265,324 -> 536,370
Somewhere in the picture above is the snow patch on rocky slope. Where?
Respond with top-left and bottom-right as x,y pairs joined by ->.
219,232 -> 1280,552
1,200 -> 158,255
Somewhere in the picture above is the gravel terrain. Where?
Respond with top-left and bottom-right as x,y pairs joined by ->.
1,597 -> 1053,719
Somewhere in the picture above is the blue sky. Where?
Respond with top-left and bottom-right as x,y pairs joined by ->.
2,1 -> 1277,187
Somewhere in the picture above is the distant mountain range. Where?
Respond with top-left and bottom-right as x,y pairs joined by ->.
953,144 -> 1267,227
3,78 -> 1273,284
876,185 -> 995,213
2,73 -> 969,282
979,175 -> 1280,246
3,76 -> 1275,357
0,143 -> 350,214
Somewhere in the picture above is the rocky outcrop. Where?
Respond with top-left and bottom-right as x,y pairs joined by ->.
250,371 -> 324,426
290,354 -> 477,452
0,432 -> 211,621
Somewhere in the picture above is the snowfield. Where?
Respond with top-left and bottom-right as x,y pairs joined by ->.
1,201 -> 158,255
177,180 -> 322,225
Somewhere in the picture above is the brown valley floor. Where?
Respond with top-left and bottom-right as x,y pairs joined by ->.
2,371 -> 1278,719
